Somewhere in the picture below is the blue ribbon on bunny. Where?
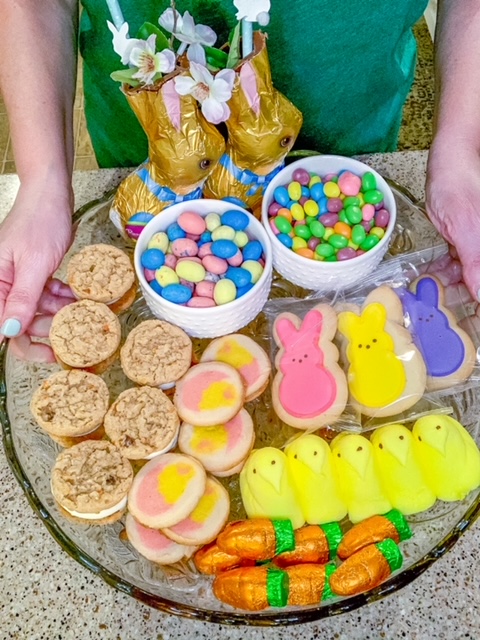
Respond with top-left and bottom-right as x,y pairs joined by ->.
219,154 -> 285,196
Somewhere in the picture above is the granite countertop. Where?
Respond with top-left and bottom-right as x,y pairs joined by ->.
1,151 -> 479,640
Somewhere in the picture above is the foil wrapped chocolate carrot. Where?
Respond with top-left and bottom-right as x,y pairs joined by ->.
337,509 -> 412,560
216,519 -> 296,561
330,539 -> 403,597
193,541 -> 255,575
275,523 -> 343,567
212,564 -> 334,610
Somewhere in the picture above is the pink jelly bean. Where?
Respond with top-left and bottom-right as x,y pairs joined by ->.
320,213 -> 339,227
202,254 -> 228,275
269,218 -> 280,235
294,220 -> 306,227
362,204 -> 376,221
227,249 -> 244,267
327,198 -> 343,213
144,268 -> 156,282
171,238 -> 199,258
268,202 -> 282,216
308,237 -> 321,251
361,220 -> 374,232
195,280 -> 215,298
375,208 -> 390,228
187,297 -> 217,308
198,242 -> 213,258
337,247 -> 357,261
324,173 -> 337,182
177,211 -> 206,235
338,171 -> 361,196
164,254 -> 178,269
292,168 -> 311,186
177,256 -> 202,265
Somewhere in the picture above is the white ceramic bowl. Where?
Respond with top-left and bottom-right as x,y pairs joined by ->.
134,199 -> 273,338
261,155 -> 397,292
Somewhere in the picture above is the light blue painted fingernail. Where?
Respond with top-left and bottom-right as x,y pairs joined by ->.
1,318 -> 22,338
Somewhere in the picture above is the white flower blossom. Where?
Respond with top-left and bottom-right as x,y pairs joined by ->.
129,35 -> 176,85
175,62 -> 235,124
159,9 -> 216,56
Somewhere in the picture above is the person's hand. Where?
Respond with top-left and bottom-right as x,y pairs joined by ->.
0,180 -> 75,359
426,141 -> 480,302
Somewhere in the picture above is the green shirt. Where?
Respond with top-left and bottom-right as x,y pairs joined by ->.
80,0 -> 428,168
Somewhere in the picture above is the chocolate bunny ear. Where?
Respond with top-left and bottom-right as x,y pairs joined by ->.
416,277 -> 439,307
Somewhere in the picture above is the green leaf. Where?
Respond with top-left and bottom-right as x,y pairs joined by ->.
110,68 -> 140,87
136,22 -> 171,51
204,46 -> 228,68
226,22 -> 241,69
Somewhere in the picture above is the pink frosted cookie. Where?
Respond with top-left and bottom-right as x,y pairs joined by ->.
125,513 -> 196,565
128,453 -> 206,529
211,459 -> 247,478
178,408 -> 255,474
162,477 -> 230,546
271,303 -> 348,429
200,334 -> 271,402
174,362 -> 245,427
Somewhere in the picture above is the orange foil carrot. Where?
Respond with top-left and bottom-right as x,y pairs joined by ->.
285,564 -> 335,606
275,523 -> 342,567
330,539 -> 403,596
193,541 -> 255,575
216,519 -> 295,561
337,510 -> 412,560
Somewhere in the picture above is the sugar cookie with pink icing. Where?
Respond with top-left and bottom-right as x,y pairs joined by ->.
200,334 -> 271,402
174,362 -> 245,427
178,408 -> 255,474
125,513 -> 197,565
128,453 -> 206,529
271,304 -> 348,429
162,477 -> 230,546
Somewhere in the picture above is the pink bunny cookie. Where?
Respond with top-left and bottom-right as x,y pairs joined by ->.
337,286 -> 426,418
271,304 -> 348,429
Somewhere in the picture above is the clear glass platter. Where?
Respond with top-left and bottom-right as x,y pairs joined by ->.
2,179 -> 480,626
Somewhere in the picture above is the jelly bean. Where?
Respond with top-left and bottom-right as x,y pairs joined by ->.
328,234 -> 349,249
167,222 -> 187,241
309,220 -> 326,238
361,220 -> 374,232
274,216 -> 293,234
226,266 -> 252,288
310,183 -> 325,201
362,203 -> 376,222
125,212 -> 154,240
374,201 -> 384,210
273,186 -> 290,207
370,226 -> 385,239
278,207 -> 293,222
242,260 -> 264,284
178,211 -> 206,235
356,249 -> 366,256
211,239 -> 238,259
141,248 -> 165,270
323,227 -> 334,241
320,213 -> 339,228
360,235 -> 380,251
327,197 -> 344,213
243,240 -> 263,261
301,186 -> 311,198
228,249 -> 244,267
338,171 -> 361,196
148,232 -> 169,252
292,237 -> 308,250
375,208 -> 390,228
362,172 -> 377,192
324,255 -> 338,262
205,212 -> 221,231
187,297 -> 216,308
337,247 -> 357,261
338,210 -> 349,224
343,196 -> 360,208
293,168 -> 311,186
155,266 -> 180,288
334,222 -> 351,239
309,175 -> 322,188
234,231 -> 249,248
288,181 -> 302,201
363,189 -> 384,205
277,233 -> 294,248
161,283 -> 192,304
268,202 -> 282,216
324,181 -> 341,198
143,268 -> 156,282
212,225 -> 236,241
222,209 -> 249,231
269,218 -> 280,235
214,279 -> 237,305
294,224 -> 312,240
195,280 -> 216,298
290,203 -> 305,221
345,205 -> 363,225
175,260 -> 206,283
202,254 -> 228,275
236,282 -> 255,297
171,238 -> 198,258
351,224 -> 367,245
149,279 -> 163,295
299,196 -> 309,207
295,247 -> 315,259
303,199 -> 319,217
198,242 -> 213,258
347,240 -> 359,250
308,237 -> 321,251
316,243 -> 335,258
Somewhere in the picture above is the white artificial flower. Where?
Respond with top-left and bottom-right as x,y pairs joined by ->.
129,35 -> 176,85
159,9 -> 216,55
107,20 -> 142,65
175,62 -> 235,124
186,43 -> 207,66
233,0 -> 271,23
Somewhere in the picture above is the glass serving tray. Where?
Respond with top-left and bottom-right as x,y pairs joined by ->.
2,180 -> 480,626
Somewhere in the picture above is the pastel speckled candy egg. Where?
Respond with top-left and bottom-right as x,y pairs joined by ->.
221,209 -> 249,231
177,211 -> 206,235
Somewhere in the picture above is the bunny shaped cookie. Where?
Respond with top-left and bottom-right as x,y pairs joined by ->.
399,275 -> 476,390
203,32 -> 303,213
337,286 -> 426,417
271,304 -> 347,429
110,73 -> 225,240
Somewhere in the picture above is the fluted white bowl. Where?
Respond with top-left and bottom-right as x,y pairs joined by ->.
261,155 -> 397,292
134,199 -> 272,338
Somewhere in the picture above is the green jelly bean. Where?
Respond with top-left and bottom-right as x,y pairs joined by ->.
310,220 -> 326,238
338,210 -> 349,224
324,255 -> 338,262
360,234 -> 380,251
345,205 -> 363,224
316,243 -> 335,258
362,171 -> 377,192
328,233 -> 349,249
294,224 -> 312,240
351,224 -> 367,245
275,216 -> 293,234
363,189 -> 384,205
343,196 -> 360,207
